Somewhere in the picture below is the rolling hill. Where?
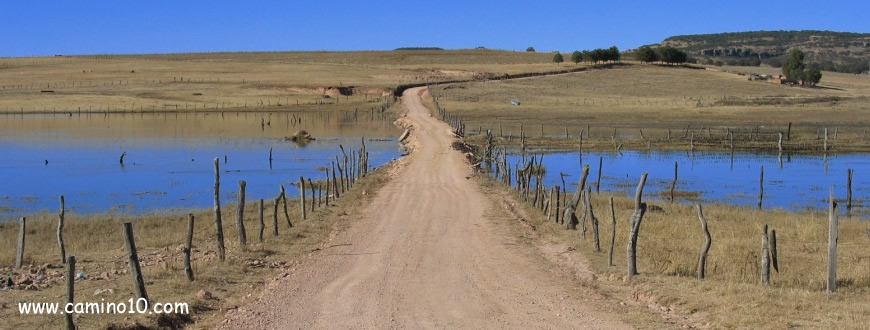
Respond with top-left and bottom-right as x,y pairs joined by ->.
660,30 -> 870,73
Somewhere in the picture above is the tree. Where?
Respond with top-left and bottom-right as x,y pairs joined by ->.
571,50 -> 583,64
657,45 -> 687,65
634,46 -> 658,63
608,46 -> 620,62
526,46 -> 536,52
553,52 -> 564,65
589,49 -> 607,63
804,63 -> 822,86
581,50 -> 592,64
782,49 -> 806,81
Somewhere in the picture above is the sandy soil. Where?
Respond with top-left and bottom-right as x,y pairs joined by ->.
220,87 -> 628,329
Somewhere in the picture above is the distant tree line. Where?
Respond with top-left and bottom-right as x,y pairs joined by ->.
632,45 -> 689,64
556,46 -> 621,65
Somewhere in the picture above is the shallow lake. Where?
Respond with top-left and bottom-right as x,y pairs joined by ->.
497,150 -> 868,217
0,111 -> 401,220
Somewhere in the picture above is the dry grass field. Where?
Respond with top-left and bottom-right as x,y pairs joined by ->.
432,63 -> 870,152
0,50 -> 562,115
480,177 -> 870,328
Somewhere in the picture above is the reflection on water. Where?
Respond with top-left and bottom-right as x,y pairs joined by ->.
496,150 -> 868,216
0,112 -> 400,221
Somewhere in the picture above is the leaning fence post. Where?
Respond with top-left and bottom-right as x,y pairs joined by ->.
771,229 -> 779,273
762,223 -> 770,286
122,222 -> 149,303
586,187 -> 600,252
184,214 -> 194,281
596,157 -> 603,193
258,199 -> 265,243
213,158 -> 226,261
670,162 -> 678,203
777,132 -> 783,152
236,181 -> 247,249
626,172 -> 648,279
309,178 -> 316,211
280,186 -> 292,227
758,166 -> 764,210
300,177 -> 307,220
57,196 -> 66,264
827,187 -> 839,293
608,197 -> 616,267
272,196 -> 280,236
64,255 -> 76,330
847,169 -> 853,214
696,205 -> 711,280
16,217 -> 26,268
563,165 -> 590,230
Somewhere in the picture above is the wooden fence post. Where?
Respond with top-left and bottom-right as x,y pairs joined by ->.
300,177 -> 307,220
272,196 -> 280,235
332,161 -> 340,199
586,187 -> 600,252
258,199 -> 265,243
309,178 -> 316,211
778,132 -> 783,152
64,255 -> 76,330
184,214 -> 194,281
563,165 -> 590,230
280,186 -> 292,227
236,181 -> 247,249
626,172 -> 648,279
827,187 -> 839,293
122,222 -> 148,303
608,197 -> 616,266
786,122 -> 792,140
16,217 -> 26,268
596,157 -> 603,193
762,224 -> 770,286
771,229 -> 779,273
57,196 -> 66,264
758,166 -> 764,210
824,128 -> 828,152
847,169 -> 853,214
325,169 -> 330,206
554,186 -> 561,224
213,158 -> 226,261
670,162 -> 678,203
696,204 -> 711,280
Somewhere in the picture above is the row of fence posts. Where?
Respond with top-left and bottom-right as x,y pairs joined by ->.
433,96 -> 465,137
477,136 -> 857,292
11,141 -> 371,328
2,94 -> 397,115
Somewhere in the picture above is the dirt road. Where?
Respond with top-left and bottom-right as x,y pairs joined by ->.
222,87 -> 628,329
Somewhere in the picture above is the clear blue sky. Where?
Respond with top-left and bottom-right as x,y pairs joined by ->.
2,0 -> 868,57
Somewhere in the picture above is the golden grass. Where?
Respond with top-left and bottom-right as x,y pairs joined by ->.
479,176 -> 870,328
0,49 -> 568,115
431,64 -> 870,152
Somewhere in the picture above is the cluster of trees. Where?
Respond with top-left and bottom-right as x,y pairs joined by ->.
553,46 -> 621,65
633,45 -> 689,64
782,49 -> 822,86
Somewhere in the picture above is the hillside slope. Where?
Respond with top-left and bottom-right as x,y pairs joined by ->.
661,30 -> 870,73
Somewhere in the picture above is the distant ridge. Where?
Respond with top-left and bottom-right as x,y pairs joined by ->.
659,30 -> 870,73
394,47 -> 444,51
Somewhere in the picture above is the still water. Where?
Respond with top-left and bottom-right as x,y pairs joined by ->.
0,111 -> 401,220
500,150 -> 868,216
